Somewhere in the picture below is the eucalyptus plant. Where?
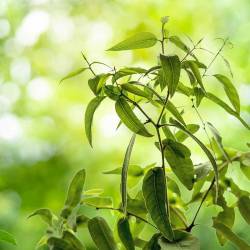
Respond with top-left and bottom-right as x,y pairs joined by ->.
30,17 -> 250,250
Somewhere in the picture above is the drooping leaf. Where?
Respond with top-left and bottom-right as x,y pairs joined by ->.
115,98 -> 153,137
108,32 -> 157,51
104,85 -> 121,100
121,134 -> 136,215
169,119 -> 219,201
0,230 -> 16,245
82,197 -> 113,208
117,218 -> 135,250
60,68 -> 88,83
169,36 -> 189,53
238,196 -> 250,224
62,231 -> 85,250
163,139 -> 194,190
88,74 -> 110,95
61,169 -> 86,218
88,217 -> 118,250
160,54 -> 181,96
142,167 -> 174,241
121,84 -> 151,99
213,219 -> 250,250
165,101 -> 186,126
205,92 -> 250,129
158,233 -> 200,250
214,74 -> 240,113
182,60 -> 205,91
175,124 -> 199,142
193,87 -> 205,107
207,122 -> 230,162
85,96 -> 105,147
28,208 -> 54,226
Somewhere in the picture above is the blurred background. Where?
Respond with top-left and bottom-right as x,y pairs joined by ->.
0,0 -> 250,249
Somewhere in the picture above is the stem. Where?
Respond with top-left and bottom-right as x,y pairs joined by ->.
90,205 -> 157,229
157,90 -> 170,125
160,23 -> 166,54
81,53 -> 96,76
202,38 -> 228,77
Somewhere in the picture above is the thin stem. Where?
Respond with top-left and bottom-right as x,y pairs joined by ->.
202,38 -> 228,77
90,205 -> 157,229
82,53 -> 96,76
157,90 -> 170,125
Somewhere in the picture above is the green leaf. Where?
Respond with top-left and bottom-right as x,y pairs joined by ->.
205,92 -> 250,129
63,231 -> 85,250
88,74 -> 110,95
103,165 -> 144,177
127,196 -> 147,215
175,124 -> 199,142
183,60 -> 205,91
61,169 -> 86,218
240,159 -> 250,180
88,217 -> 118,250
207,122 -> 230,162
48,237 -> 74,250
0,230 -> 16,245
117,218 -> 135,250
160,54 -> 181,96
82,197 -> 113,208
158,233 -> 200,250
214,74 -> 240,113
213,219 -> 250,250
28,208 -> 54,226
60,68 -> 88,83
112,67 -> 146,83
193,87 -> 205,107
143,234 -> 161,250
85,96 -> 105,147
104,85 -> 121,101
108,32 -> 157,51
165,101 -> 186,126
161,116 -> 176,141
169,119 -> 219,201
121,84 -> 151,99
115,98 -> 153,137
142,167 -> 174,241
238,196 -> 250,224
163,139 -> 194,190
121,134 -> 136,215
169,36 -> 189,53
76,214 -> 89,227
215,206 -> 235,245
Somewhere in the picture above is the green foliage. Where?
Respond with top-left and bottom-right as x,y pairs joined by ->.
31,17 -> 250,250
0,230 -> 16,246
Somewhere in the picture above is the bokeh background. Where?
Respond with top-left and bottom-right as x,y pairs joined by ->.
0,0 -> 250,249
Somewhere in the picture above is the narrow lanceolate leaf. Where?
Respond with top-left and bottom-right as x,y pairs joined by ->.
160,54 -> 181,96
213,219 -> 250,250
115,98 -> 153,137
158,233 -> 200,250
28,208 -> 54,226
143,234 -> 161,250
88,217 -> 118,250
48,237 -> 74,250
169,119 -> 219,201
60,68 -> 88,83
108,32 -> 157,51
117,218 -> 135,250
61,169 -> 86,218
183,60 -> 205,91
82,197 -> 113,208
142,167 -> 174,241
214,74 -> 240,113
121,134 -> 136,215
163,139 -> 194,190
121,84 -> 151,99
166,101 -> 186,125
88,74 -> 110,95
207,122 -> 230,162
194,87 -> 205,107
85,96 -> 105,147
0,230 -> 16,245
238,196 -> 250,224
206,92 -> 249,129
169,36 -> 189,53
175,124 -> 199,142
63,231 -> 85,250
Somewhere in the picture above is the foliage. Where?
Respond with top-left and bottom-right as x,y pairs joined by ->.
30,17 -> 250,250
